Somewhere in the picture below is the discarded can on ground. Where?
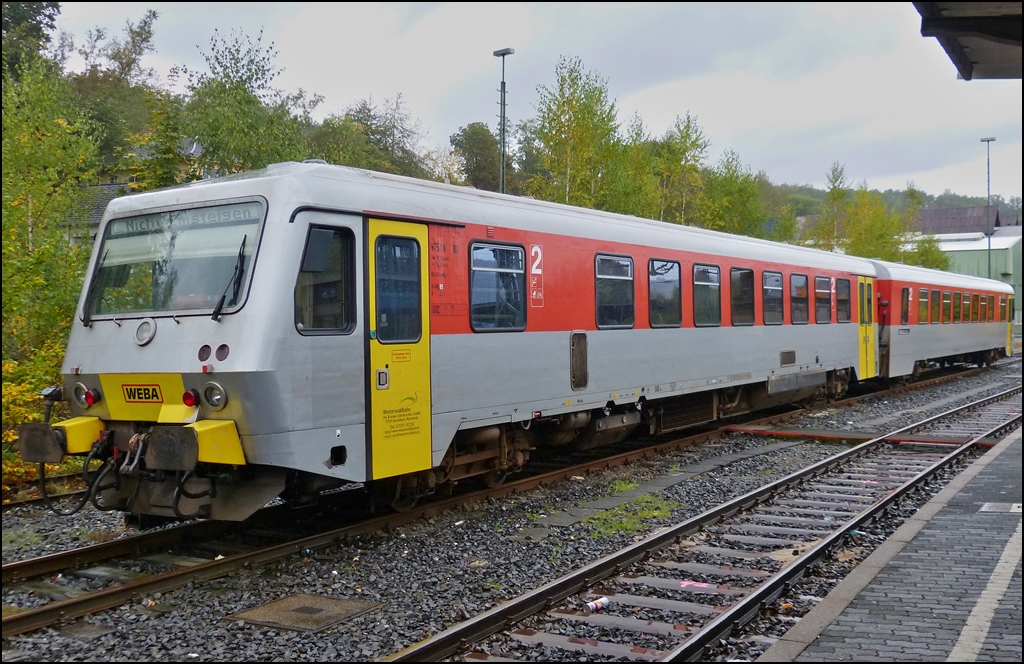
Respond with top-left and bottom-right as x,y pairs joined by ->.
584,596 -> 610,614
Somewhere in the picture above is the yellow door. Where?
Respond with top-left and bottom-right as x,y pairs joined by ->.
857,276 -> 877,379
367,219 -> 432,479
1008,296 -> 1014,356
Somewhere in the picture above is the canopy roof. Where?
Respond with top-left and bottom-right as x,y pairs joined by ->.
914,2 -> 1022,80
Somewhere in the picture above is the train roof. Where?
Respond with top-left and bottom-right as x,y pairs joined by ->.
105,162 -> 880,274
871,259 -> 1013,293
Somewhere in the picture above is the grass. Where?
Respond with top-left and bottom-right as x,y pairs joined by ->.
609,478 -> 638,494
583,494 -> 677,538
82,529 -> 120,543
1,528 -> 42,549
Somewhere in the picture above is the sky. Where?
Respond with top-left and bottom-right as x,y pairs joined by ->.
55,2 -> 1022,201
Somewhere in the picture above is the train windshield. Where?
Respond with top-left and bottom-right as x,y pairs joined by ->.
85,201 -> 263,317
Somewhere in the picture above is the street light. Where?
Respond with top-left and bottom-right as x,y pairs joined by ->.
494,47 -> 514,194
981,137 -> 995,279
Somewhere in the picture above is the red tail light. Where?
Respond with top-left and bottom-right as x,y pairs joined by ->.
84,389 -> 102,406
182,389 -> 199,407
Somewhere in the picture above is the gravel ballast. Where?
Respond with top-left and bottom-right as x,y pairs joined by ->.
2,362 -> 1019,662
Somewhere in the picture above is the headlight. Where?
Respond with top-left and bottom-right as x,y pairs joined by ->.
202,382 -> 228,410
135,317 -> 157,346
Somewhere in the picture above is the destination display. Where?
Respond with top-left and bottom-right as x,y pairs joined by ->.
107,201 -> 263,237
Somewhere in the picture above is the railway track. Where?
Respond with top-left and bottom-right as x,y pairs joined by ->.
2,362 -> 1018,639
1,472 -> 87,509
385,385 -> 1021,662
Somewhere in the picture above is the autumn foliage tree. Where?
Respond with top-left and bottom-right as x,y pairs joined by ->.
529,56 -> 619,208
2,53 -> 99,440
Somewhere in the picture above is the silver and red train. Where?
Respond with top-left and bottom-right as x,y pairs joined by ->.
18,162 -> 1015,519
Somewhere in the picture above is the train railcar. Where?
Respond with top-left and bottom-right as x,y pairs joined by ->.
873,261 -> 1014,379
17,162 -> 1015,519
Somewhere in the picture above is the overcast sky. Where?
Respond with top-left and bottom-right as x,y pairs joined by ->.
56,2 -> 1022,200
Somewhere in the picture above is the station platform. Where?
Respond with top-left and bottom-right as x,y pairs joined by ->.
760,426 -> 1022,662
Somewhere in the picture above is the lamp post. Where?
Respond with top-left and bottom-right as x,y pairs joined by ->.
981,137 -> 995,279
494,47 -> 514,194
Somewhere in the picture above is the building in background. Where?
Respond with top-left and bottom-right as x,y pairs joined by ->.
919,206 -> 1023,335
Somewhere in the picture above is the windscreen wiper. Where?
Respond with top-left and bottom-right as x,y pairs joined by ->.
211,235 -> 247,321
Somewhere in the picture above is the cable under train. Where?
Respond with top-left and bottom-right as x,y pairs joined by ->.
18,162 -> 1016,520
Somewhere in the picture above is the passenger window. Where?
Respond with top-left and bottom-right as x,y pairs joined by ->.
901,287 -> 910,326
971,293 -> 980,322
942,291 -> 951,323
763,271 -> 783,325
791,274 -> 809,324
953,292 -> 962,323
962,293 -> 970,322
596,255 -> 634,328
470,243 -> 526,331
987,295 -> 995,321
918,288 -> 929,324
1000,296 -> 1007,322
730,268 -> 755,326
980,295 -> 988,322
815,277 -> 832,324
836,279 -> 851,323
294,227 -> 355,334
648,260 -> 681,328
693,264 -> 721,327
375,236 -> 421,343
930,290 -> 940,325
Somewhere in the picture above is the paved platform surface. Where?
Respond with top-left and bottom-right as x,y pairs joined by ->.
760,425 -> 1022,663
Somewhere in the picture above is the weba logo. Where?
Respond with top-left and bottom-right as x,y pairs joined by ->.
122,384 -> 164,403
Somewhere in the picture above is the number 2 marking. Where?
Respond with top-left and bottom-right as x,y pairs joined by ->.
531,245 -> 543,274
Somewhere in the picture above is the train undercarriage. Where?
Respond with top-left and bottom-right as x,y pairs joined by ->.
19,353 -> 1004,520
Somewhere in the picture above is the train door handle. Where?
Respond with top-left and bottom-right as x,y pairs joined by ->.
376,367 -> 390,390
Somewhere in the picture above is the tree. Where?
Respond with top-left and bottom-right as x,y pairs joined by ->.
423,144 -> 464,186
693,150 -> 765,237
654,113 -> 708,224
307,114 -> 379,169
514,118 -> 547,194
603,113 -> 659,218
1,1 -> 60,76
900,183 -> 950,270
1007,195 -> 1022,219
802,161 -> 848,250
343,95 -> 427,178
531,56 -> 619,208
768,203 -> 800,244
906,234 -> 950,270
842,185 -> 905,262
119,91 -> 190,191
2,53 -> 99,439
450,122 -> 500,191
102,9 -> 159,86
68,10 -> 161,171
184,28 -> 319,174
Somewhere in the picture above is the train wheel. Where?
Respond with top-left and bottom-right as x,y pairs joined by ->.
391,491 -> 419,512
483,470 -> 508,488
372,477 -> 420,512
